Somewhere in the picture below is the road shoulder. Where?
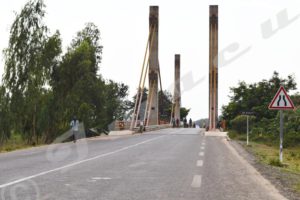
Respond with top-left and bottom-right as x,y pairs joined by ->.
230,140 -> 300,200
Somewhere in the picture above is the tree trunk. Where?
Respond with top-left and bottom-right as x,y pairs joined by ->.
32,104 -> 37,145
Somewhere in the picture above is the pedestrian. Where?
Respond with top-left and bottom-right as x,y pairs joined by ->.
189,118 -> 192,128
172,118 -> 176,128
70,116 -> 79,143
176,118 -> 179,128
139,120 -> 144,133
183,118 -> 187,128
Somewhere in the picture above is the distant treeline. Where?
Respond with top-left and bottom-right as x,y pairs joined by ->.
222,71 -> 300,147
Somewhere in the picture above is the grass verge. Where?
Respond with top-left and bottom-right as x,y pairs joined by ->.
0,133 -> 43,153
229,130 -> 300,194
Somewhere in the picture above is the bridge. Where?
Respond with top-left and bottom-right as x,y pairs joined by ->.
129,5 -> 221,132
0,5 -> 291,200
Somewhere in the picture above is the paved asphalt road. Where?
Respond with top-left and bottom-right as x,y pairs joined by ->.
0,128 -> 287,200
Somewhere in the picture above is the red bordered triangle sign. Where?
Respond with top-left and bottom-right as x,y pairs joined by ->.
269,86 -> 295,110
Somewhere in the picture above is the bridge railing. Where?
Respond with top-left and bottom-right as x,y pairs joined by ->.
133,124 -> 171,133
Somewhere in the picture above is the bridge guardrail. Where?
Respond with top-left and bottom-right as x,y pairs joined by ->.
133,124 -> 171,133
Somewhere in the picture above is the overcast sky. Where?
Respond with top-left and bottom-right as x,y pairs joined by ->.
1,0 -> 300,120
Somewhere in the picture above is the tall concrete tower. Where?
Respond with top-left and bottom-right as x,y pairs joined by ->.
208,5 -> 218,130
174,54 -> 181,122
148,6 -> 159,125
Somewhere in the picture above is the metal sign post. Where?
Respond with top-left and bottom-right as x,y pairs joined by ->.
247,115 -> 249,146
241,111 -> 254,146
279,110 -> 284,162
268,86 -> 294,163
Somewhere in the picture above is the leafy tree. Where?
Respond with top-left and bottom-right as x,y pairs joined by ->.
180,107 -> 190,121
222,71 -> 296,125
231,115 -> 256,133
52,23 -> 129,135
3,0 -> 61,144
159,90 -> 172,122
130,88 -> 149,119
222,72 -> 300,146
0,86 -> 11,145
129,89 -> 178,122
52,29 -> 104,134
103,81 -> 129,123
0,1 -> 130,146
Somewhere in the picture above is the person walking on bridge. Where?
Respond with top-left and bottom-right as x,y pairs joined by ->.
172,118 -> 176,128
176,118 -> 179,128
70,116 -> 79,143
189,118 -> 192,128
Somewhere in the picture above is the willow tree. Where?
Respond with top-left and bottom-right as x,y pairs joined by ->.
0,86 -> 11,146
52,23 -> 129,134
3,0 -> 61,144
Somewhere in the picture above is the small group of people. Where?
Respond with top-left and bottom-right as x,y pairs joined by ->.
172,118 -> 180,128
183,118 -> 194,128
172,117 -> 195,128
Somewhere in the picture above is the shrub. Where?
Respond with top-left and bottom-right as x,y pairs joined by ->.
228,131 -> 238,139
281,133 -> 300,148
231,115 -> 256,134
269,158 -> 283,167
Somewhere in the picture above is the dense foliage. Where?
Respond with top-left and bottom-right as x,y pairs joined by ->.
0,0 -> 189,149
222,72 -> 300,147
130,89 -> 190,122
0,0 -> 129,146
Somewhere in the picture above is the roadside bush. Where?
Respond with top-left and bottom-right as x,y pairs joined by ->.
231,115 -> 255,134
228,130 -> 247,141
269,158 -> 283,167
228,130 -> 238,139
283,133 -> 300,148
231,115 -> 247,133
251,133 -> 277,146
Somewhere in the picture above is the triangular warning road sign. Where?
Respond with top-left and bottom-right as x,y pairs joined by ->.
269,86 -> 295,110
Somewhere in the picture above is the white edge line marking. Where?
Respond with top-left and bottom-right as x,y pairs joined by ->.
92,177 -> 112,180
191,175 -> 202,188
197,160 -> 203,167
222,139 -> 288,200
0,135 -> 165,189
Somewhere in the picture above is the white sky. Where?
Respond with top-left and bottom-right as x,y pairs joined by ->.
1,0 -> 300,120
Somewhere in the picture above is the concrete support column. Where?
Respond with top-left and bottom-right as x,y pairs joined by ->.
208,5 -> 218,130
174,54 -> 181,123
148,6 -> 159,125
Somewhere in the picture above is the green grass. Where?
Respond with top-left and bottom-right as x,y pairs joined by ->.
235,136 -> 300,194
229,130 -> 300,194
0,133 -> 42,153
269,157 -> 284,167
228,130 -> 300,173
244,142 -> 300,173
296,182 -> 300,193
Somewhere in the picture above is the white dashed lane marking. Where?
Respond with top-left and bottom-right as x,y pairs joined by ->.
197,160 -> 203,167
199,152 -> 204,156
191,175 -> 202,188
